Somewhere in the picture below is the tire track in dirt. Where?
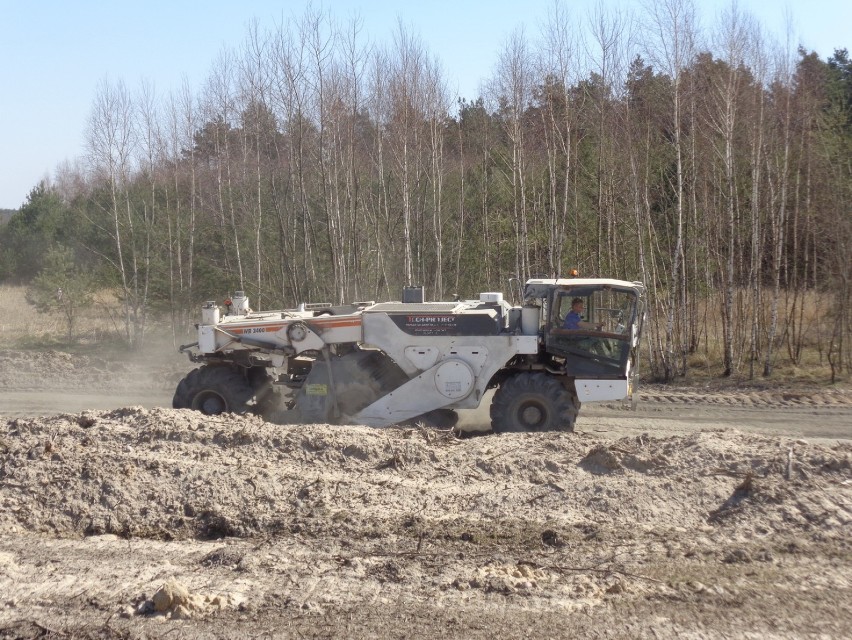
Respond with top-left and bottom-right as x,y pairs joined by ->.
639,386 -> 852,409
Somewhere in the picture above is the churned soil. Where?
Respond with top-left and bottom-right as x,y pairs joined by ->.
0,349 -> 850,639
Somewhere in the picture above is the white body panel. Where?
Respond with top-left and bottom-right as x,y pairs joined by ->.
353,313 -> 540,423
361,313 -> 537,377
198,312 -> 362,354
575,379 -> 629,402
352,359 -> 474,425
201,303 -> 220,326
479,292 -> 503,304
520,306 -> 541,335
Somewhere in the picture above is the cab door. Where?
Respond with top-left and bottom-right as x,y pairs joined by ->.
545,288 -> 634,378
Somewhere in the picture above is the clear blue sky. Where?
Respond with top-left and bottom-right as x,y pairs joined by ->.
1,0 -> 848,210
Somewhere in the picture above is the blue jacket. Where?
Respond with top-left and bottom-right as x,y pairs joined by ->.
563,310 -> 582,330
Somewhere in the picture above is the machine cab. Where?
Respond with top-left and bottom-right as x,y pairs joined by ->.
524,278 -> 645,379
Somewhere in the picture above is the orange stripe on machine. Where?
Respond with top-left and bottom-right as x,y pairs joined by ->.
227,318 -> 362,334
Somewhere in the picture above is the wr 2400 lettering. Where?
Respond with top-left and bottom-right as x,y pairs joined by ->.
242,327 -> 267,334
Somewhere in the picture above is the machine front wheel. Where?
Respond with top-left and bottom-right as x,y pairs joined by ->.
490,372 -> 578,433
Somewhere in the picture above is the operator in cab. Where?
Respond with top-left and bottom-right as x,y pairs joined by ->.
563,297 -> 602,331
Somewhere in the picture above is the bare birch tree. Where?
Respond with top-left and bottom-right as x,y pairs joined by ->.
745,26 -> 769,379
85,77 -> 140,346
490,28 -> 533,282
387,22 -> 427,287
710,1 -> 753,375
585,2 -> 630,276
764,28 -> 796,377
133,78 -> 163,345
237,20 -> 272,308
643,0 -> 697,380
164,84 -> 195,336
366,46 -> 394,299
203,49 -> 244,290
540,1 -> 580,276
269,17 -> 313,303
424,56 -> 449,298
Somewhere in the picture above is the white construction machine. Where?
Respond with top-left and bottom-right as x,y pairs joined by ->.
174,279 -> 645,433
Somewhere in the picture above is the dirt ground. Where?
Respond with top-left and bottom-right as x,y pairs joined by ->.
1,347 -> 850,639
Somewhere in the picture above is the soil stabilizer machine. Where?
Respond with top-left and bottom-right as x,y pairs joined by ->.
174,279 -> 645,433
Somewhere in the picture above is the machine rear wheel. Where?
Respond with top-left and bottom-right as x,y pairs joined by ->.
490,372 -> 577,433
173,365 -> 256,415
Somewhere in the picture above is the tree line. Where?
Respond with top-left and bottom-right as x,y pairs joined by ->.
1,1 -> 849,382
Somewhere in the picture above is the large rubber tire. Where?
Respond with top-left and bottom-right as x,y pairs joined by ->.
490,372 -> 578,433
173,365 -> 256,415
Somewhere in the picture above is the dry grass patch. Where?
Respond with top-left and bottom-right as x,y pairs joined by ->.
645,288 -> 848,385
0,284 -> 123,348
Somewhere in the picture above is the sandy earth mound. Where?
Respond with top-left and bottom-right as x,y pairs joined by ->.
1,348 -> 850,637
1,399 -> 850,638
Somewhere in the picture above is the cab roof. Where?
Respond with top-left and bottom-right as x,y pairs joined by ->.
525,277 -> 644,290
